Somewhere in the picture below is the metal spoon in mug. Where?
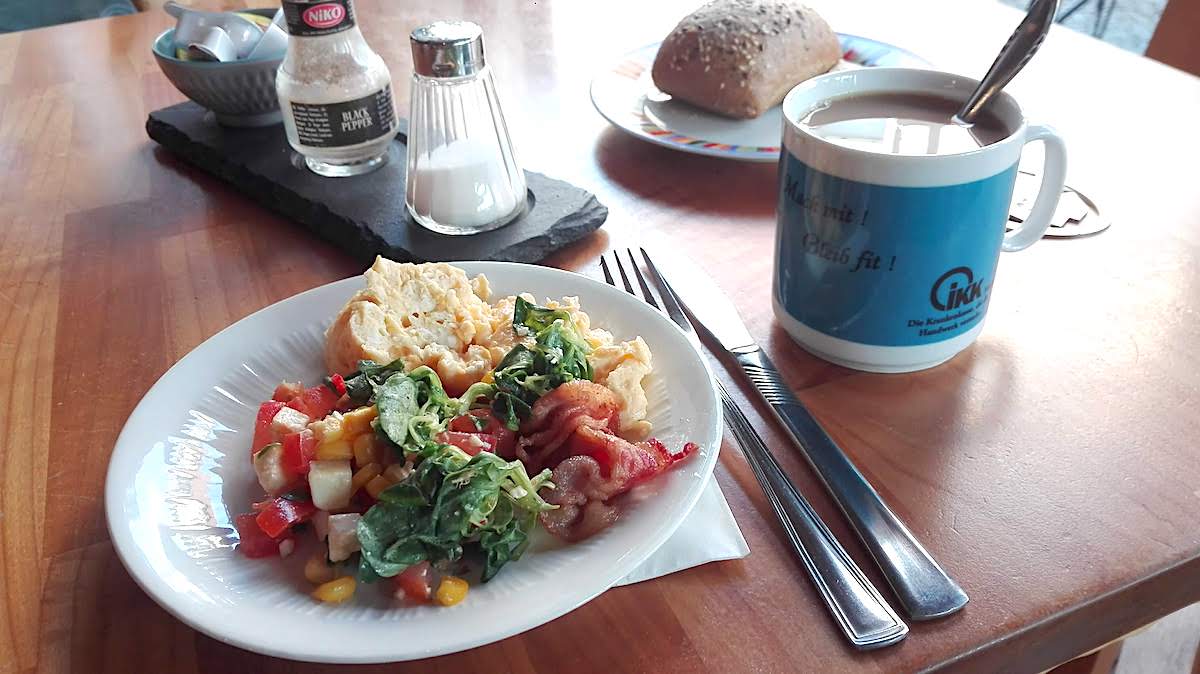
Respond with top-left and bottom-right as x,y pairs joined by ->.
955,0 -> 1060,125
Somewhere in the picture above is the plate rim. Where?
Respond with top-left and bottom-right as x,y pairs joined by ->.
103,261 -> 722,663
590,33 -> 933,163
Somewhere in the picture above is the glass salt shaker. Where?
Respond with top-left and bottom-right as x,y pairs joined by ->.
276,0 -> 397,177
405,21 -> 527,235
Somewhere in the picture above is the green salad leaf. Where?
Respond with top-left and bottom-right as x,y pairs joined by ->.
341,301 -> 599,585
342,358 -> 409,405
375,374 -> 419,447
408,366 -> 456,415
490,298 -> 595,431
513,296 -> 573,334
479,503 -> 537,582
357,444 -> 556,583
347,361 -> 497,457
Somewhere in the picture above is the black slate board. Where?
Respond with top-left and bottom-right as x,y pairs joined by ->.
146,102 -> 607,264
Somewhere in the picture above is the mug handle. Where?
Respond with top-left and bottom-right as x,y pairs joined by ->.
1002,124 -> 1068,252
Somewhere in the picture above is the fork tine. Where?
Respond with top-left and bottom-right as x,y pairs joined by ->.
613,249 -> 637,296
626,248 -> 661,310
639,248 -> 696,341
600,255 -> 615,287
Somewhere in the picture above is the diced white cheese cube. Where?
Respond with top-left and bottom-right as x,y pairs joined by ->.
307,460 -> 352,510
326,513 -> 362,562
253,443 -> 290,496
272,406 -> 311,436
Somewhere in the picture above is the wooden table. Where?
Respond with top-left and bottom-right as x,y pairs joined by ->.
2,1 -> 1198,672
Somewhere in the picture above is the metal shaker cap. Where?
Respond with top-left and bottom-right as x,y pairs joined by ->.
410,21 -> 485,78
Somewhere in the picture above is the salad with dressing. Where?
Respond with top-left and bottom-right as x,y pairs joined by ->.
235,263 -> 697,607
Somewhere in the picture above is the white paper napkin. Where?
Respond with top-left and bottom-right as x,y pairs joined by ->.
616,476 -> 749,586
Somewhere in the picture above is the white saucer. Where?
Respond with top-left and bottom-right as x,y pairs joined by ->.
591,34 -> 933,162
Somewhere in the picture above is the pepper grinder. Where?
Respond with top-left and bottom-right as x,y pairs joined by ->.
405,21 -> 527,235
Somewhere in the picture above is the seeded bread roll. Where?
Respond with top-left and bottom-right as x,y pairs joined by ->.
651,0 -> 840,119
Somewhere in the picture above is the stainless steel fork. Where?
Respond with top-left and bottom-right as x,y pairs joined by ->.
599,249 -> 909,650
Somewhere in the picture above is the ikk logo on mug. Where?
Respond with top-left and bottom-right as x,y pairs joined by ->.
929,267 -> 987,312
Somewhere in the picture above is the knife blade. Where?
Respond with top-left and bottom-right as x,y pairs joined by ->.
650,252 -> 969,620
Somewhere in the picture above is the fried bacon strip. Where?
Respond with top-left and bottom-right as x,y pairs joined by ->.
516,380 -> 622,473
521,382 -> 697,541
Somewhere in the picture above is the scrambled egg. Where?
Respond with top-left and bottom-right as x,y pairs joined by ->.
325,259 -> 498,394
589,336 -> 653,439
325,258 -> 654,435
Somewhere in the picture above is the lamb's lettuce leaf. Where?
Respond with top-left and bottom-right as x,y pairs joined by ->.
490,298 -> 594,431
357,444 -> 555,583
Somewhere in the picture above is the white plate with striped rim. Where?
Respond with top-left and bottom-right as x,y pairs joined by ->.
591,34 -> 932,162
104,261 -> 721,664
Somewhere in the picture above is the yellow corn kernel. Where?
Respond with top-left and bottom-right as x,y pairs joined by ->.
351,462 -> 381,494
317,438 -> 354,461
383,463 -> 411,483
352,433 -> 376,467
312,575 -> 356,603
481,371 -> 495,385
435,576 -> 469,607
304,553 -> 336,585
365,474 -> 392,499
341,405 -> 378,437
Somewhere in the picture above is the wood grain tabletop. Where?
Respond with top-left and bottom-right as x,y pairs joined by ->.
2,0 -> 1198,672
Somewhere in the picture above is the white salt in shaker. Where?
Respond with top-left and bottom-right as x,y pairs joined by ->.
405,21 -> 526,235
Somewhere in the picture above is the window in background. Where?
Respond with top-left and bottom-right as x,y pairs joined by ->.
999,0 -> 1167,54
0,0 -> 137,33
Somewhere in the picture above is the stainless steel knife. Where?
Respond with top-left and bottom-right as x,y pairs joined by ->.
651,252 -> 969,620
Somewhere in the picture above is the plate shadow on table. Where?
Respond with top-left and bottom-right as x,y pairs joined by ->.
592,127 -> 779,219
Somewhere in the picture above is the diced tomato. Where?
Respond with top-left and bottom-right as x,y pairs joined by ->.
287,385 -> 339,420
235,513 -> 284,558
394,561 -> 436,603
282,429 -> 317,475
447,414 -> 481,433
272,381 -> 303,402
436,431 -> 498,456
329,373 -> 347,396
252,401 -> 286,454
254,497 -> 317,539
448,409 -> 500,433
448,409 -> 516,457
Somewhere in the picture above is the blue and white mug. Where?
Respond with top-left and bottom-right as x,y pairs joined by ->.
773,68 -> 1067,373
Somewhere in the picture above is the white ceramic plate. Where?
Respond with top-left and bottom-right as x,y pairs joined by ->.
104,262 -> 721,664
590,34 -> 932,162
